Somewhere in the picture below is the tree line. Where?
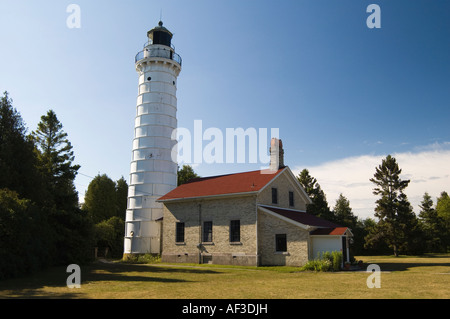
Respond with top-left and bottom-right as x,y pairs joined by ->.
179,160 -> 450,257
0,90 -> 205,280
297,155 -> 450,257
0,92 -> 128,280
1,90 -> 449,280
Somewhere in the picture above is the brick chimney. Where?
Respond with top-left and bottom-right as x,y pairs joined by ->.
269,138 -> 285,171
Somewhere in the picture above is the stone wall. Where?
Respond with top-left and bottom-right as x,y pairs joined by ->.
161,195 -> 259,266
257,209 -> 310,266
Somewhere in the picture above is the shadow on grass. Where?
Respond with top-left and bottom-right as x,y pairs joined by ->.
0,261 -> 222,299
368,262 -> 450,272
360,254 -> 450,272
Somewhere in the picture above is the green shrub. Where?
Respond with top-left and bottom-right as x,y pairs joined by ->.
123,254 -> 161,264
301,251 -> 343,272
321,251 -> 333,263
94,216 -> 124,258
332,251 -> 343,271
301,258 -> 331,272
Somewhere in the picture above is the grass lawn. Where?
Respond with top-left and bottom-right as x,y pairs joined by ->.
0,254 -> 449,299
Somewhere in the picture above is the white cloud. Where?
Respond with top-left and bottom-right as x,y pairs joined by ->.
292,146 -> 450,220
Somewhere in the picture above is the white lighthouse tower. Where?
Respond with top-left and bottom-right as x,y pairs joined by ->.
124,21 -> 182,256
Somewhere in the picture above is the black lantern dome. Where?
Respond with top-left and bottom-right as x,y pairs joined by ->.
147,21 -> 173,47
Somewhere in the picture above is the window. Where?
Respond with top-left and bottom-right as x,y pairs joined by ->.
203,221 -> 213,242
272,187 -> 278,204
175,222 -> 185,243
289,191 -> 294,207
230,220 -> 240,242
275,234 -> 287,252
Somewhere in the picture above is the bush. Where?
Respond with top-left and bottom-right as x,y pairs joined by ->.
300,251 -> 343,272
94,216 -> 124,259
0,189 -> 51,279
301,259 -> 331,272
123,254 -> 161,264
332,251 -> 343,271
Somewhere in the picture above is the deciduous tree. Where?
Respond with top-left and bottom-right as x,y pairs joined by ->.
177,165 -> 200,186
83,174 -> 117,224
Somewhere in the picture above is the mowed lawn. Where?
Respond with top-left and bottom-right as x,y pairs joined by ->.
1,254 -> 449,299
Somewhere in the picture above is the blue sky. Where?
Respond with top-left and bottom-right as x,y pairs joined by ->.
1,0 -> 449,218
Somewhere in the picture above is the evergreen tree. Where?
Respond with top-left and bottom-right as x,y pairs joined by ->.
31,110 -> 80,210
177,164 -> 200,186
368,155 -> 420,256
363,217 -> 390,254
32,110 -> 93,265
419,192 -> 445,252
0,188 -> 52,279
115,176 -> 128,218
297,169 -> 334,221
436,191 -> 450,251
333,193 -> 357,229
0,96 -> 93,276
0,92 -> 44,203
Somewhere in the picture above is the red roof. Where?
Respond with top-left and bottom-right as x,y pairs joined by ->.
310,227 -> 349,236
158,168 -> 284,201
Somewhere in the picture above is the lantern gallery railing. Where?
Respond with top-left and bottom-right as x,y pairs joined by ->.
135,48 -> 182,66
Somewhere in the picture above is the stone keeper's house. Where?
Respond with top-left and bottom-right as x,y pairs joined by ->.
157,140 -> 353,267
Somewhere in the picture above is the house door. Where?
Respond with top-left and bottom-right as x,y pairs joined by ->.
342,236 -> 348,262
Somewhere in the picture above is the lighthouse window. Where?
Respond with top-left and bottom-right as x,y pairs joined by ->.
147,77 -> 151,81
173,81 -> 175,85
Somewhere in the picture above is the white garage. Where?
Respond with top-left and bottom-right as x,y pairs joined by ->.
310,227 -> 353,263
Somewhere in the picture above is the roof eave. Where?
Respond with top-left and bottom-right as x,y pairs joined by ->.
157,191 -> 259,203
258,206 -> 313,231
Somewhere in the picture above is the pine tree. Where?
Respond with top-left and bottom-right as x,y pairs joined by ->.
333,193 -> 357,229
419,192 -> 445,252
32,110 -> 80,209
0,92 -> 44,203
297,169 -> 334,221
369,155 -> 419,256
115,176 -> 128,218
436,191 -> 450,251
